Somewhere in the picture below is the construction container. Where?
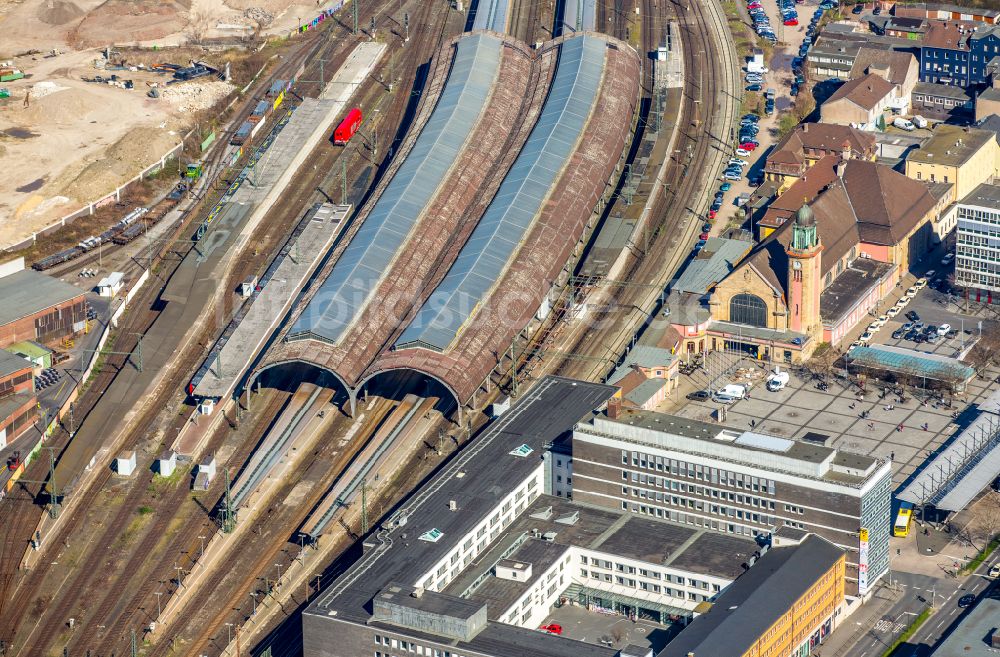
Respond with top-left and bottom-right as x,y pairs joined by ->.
97,271 -> 124,297
156,451 -> 177,477
115,451 -> 137,477
239,275 -> 258,298
333,108 -> 363,145
230,121 -> 252,146
0,70 -> 24,82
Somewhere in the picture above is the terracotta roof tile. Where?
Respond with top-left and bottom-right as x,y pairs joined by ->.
825,73 -> 896,111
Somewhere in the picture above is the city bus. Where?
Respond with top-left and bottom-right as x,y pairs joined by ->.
893,502 -> 914,537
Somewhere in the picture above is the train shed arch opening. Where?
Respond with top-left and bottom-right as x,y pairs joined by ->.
249,360 -> 352,413
357,369 -> 460,420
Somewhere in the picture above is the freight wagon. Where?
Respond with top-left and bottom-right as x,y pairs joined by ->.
333,108 -> 363,145
231,120 -> 253,146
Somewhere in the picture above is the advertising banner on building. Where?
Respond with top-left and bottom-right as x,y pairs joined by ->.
858,528 -> 870,596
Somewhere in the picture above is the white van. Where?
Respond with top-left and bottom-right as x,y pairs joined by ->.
713,384 -> 747,403
893,117 -> 915,131
766,369 -> 789,391
912,115 -> 927,129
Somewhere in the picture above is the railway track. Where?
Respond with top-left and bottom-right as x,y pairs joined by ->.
150,388 -> 441,657
545,0 -> 738,382
31,388 -> 291,656
7,2 -> 458,655
0,2 -> 419,650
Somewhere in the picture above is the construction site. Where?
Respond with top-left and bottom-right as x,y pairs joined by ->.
0,0 -> 742,654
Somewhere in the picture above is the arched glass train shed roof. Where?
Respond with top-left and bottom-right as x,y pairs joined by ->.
471,0 -> 510,33
287,33 -> 503,343
394,34 -> 607,352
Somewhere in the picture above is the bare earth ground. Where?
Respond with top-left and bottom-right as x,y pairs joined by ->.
0,0 -> 338,248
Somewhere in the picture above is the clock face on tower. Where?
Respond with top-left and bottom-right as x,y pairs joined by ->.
793,261 -> 802,270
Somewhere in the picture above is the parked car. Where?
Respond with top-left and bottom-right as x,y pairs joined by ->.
937,323 -> 951,336
736,147 -> 751,157
941,253 -> 955,265
719,183 -> 732,192
746,83 -> 763,92
540,624 -> 563,635
989,564 -> 1000,578
784,18 -> 799,25
852,3 -> 863,13
915,277 -> 928,289
860,331 -> 875,342
892,328 -> 905,339
687,390 -> 711,401
905,286 -> 918,298
886,306 -> 900,318
905,310 -> 920,322
703,222 -> 713,231
958,595 -> 975,608
700,232 -> 710,240
872,6 -> 881,14
925,269 -> 937,279
739,142 -> 757,151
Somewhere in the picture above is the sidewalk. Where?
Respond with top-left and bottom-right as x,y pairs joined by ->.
818,585 -> 903,656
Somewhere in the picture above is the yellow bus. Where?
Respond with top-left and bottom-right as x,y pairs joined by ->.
893,503 -> 914,537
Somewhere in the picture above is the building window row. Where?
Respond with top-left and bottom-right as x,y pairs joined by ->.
619,452 -> 776,494
375,635 -> 465,657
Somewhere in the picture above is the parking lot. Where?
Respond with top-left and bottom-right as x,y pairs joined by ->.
711,0 -> 820,234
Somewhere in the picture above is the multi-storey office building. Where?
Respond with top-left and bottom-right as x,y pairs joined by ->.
955,182 -> 1000,302
570,409 -> 892,598
303,377 -> 846,657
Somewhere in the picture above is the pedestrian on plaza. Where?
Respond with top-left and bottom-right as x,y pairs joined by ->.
849,402 -> 856,410
897,424 -> 903,432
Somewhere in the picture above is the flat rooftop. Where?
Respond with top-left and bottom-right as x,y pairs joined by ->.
820,259 -> 896,323
660,535 -> 844,657
907,125 -> 995,168
960,182 -> 1000,207
443,496 -> 756,619
306,377 -> 618,657
578,410 -> 882,487
0,270 -> 85,327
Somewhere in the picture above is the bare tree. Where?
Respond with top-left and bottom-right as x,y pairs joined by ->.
957,490 -> 1000,553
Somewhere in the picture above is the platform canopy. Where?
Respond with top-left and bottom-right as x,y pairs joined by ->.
898,389 -> 1000,512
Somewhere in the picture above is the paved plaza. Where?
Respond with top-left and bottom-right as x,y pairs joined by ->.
670,355 -> 999,490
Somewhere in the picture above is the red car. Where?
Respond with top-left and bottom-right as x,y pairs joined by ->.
784,18 -> 798,25
748,2 -> 762,7
739,142 -> 757,151
708,209 -> 718,219
540,624 -> 563,635
700,231 -> 710,240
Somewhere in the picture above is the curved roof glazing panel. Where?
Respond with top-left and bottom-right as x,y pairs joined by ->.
471,0 -> 509,33
288,33 -> 503,343
561,0 -> 596,34
394,35 -> 607,352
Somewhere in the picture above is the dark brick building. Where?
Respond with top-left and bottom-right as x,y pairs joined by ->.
569,409 -> 893,598
0,269 -> 87,349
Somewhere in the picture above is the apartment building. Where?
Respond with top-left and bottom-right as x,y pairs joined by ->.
569,409 -> 893,598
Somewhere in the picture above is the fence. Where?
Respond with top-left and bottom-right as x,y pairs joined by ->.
2,133 -> 194,253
